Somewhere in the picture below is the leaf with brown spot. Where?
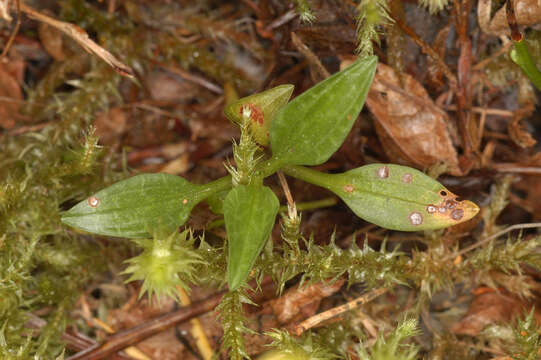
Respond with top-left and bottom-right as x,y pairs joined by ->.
366,63 -> 460,175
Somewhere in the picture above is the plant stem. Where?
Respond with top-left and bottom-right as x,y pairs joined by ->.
205,197 -> 338,230
194,175 -> 232,202
281,165 -> 335,190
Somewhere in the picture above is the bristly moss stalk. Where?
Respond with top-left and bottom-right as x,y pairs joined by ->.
356,0 -> 392,56
225,106 -> 262,186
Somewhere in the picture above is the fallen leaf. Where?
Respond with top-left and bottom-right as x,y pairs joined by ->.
270,279 -> 345,324
38,10 -> 66,61
508,116 -> 536,148
0,62 -> 23,129
145,70 -> 198,103
451,290 -> 541,336
366,63 -> 460,175
94,106 -> 127,145
478,0 -> 541,36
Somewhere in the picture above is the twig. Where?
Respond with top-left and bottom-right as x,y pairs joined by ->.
161,64 -> 223,94
18,1 -> 133,77
66,280 -> 275,360
290,32 -> 329,82
390,14 -> 457,89
453,0 -> 474,162
1,0 -> 21,59
277,171 -> 295,210
473,41 -> 513,71
447,222 -> 541,261
176,286 -> 214,360
491,165 -> 541,174
443,105 -> 514,117
293,287 -> 388,336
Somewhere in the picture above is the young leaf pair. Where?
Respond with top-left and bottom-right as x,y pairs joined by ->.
61,56 -> 479,293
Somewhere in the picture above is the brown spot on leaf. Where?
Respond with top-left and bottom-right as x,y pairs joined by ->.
426,205 -> 437,213
183,199 -> 188,204
343,184 -> 354,193
409,212 -> 423,225
445,200 -> 457,209
402,173 -> 412,183
88,196 -> 100,208
240,103 -> 265,126
451,209 -> 464,221
377,166 -> 389,179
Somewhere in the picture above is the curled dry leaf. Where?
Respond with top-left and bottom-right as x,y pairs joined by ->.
478,0 -> 541,36
451,289 -> 541,336
508,116 -> 537,148
269,279 -> 345,324
0,62 -> 23,129
94,107 -> 127,145
365,63 -> 460,175
37,10 -> 66,61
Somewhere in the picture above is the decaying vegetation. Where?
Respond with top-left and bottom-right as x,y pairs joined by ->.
2,0 -> 541,359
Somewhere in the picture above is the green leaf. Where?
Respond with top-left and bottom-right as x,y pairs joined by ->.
511,37 -> 541,91
270,56 -> 377,166
207,189 -> 230,215
282,164 -> 479,231
224,185 -> 279,290
225,84 -> 294,146
61,174 -> 210,238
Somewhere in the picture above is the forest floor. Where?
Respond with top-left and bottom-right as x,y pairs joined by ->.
2,0 -> 541,359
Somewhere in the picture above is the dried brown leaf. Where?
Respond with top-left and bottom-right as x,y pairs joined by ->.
366,63 -> 460,175
508,117 -> 537,148
451,289 -> 541,336
478,0 -> 541,36
0,62 -> 23,129
269,279 -> 344,325
37,11 -> 66,61
94,107 -> 127,145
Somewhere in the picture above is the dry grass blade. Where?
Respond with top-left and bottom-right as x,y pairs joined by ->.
18,2 -> 134,78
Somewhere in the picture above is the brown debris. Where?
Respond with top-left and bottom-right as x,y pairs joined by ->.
452,289 -> 541,336
478,0 -> 541,36
366,63 -> 461,175
270,279 -> 345,324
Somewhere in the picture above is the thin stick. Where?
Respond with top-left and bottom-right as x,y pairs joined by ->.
176,286 -> 214,360
290,32 -> 329,82
277,171 -> 294,210
18,2 -> 133,77
447,222 -> 541,261
161,64 -> 223,94
67,280 -> 275,360
443,105 -> 514,117
1,0 -> 21,59
390,14 -> 457,89
473,41 -> 513,71
293,287 -> 388,336
491,165 -> 541,174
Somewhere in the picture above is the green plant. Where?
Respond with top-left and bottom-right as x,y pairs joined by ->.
61,55 -> 479,294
